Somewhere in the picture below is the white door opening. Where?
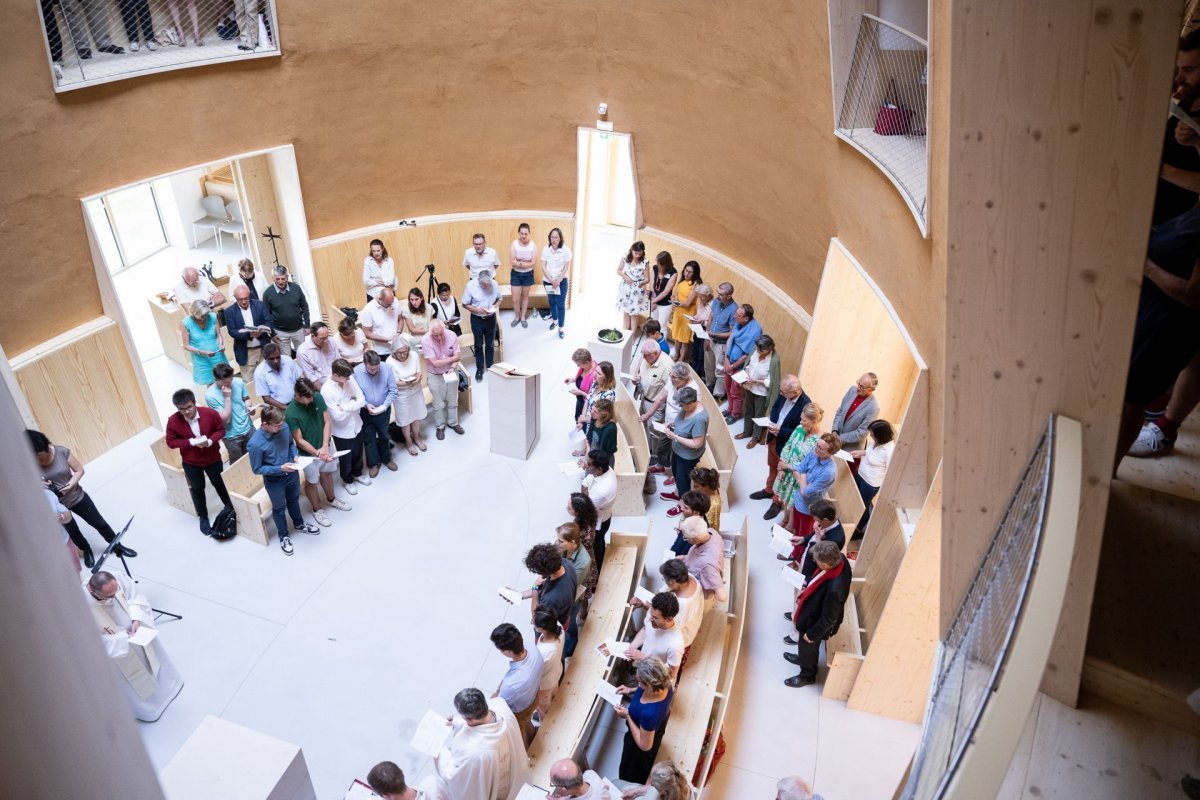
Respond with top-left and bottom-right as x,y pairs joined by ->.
574,128 -> 639,312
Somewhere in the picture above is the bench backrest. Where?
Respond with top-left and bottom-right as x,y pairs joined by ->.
683,365 -> 737,492
151,435 -> 183,469
223,453 -> 264,498
614,380 -> 649,473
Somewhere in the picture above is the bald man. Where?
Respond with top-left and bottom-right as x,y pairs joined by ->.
777,774 -> 824,800
547,758 -> 613,798
225,283 -> 274,382
174,266 -> 225,312
750,374 -> 812,517
361,287 -> 402,360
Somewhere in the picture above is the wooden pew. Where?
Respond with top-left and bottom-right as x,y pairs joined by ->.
223,453 -> 274,546
527,529 -> 650,787
417,355 -> 473,416
683,365 -> 738,497
613,380 -> 650,516
150,435 -> 209,517
829,457 -> 867,538
822,582 -> 867,701
499,283 -> 550,310
658,516 -> 750,796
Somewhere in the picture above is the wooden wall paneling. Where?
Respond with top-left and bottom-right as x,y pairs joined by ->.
853,369 -> 930,637
799,240 -> 921,431
847,466 -> 941,721
942,1 -> 1178,706
311,214 -> 575,318
638,228 -> 812,377
234,154 -> 290,277
12,319 -> 152,463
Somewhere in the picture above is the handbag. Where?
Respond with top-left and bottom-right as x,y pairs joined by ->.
873,79 -> 912,136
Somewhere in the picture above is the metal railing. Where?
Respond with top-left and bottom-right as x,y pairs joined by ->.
901,416 -> 1080,800
36,0 -> 280,92
835,14 -> 929,235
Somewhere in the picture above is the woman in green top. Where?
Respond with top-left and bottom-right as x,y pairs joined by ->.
587,399 -> 619,460
771,402 -> 824,523
181,299 -> 229,386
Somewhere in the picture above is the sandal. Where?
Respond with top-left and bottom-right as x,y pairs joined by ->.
416,439 -> 427,452
407,446 -> 419,456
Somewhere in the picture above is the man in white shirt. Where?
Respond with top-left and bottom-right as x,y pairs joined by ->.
652,557 -> 705,648
623,591 -> 684,681
547,758 -> 615,799
462,270 -> 502,381
581,449 -> 617,568
420,688 -> 528,800
360,288 -> 402,359
463,232 -> 501,280
174,266 -> 225,311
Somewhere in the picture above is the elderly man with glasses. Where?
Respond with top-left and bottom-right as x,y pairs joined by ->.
831,372 -> 880,476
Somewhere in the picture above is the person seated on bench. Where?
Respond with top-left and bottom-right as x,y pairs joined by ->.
615,657 -> 675,785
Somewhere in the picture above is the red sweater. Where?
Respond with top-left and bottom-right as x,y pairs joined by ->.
165,407 -> 227,467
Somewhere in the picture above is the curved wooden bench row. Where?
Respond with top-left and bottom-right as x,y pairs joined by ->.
499,283 -> 551,310
613,380 -> 650,517
527,529 -> 651,787
683,364 -> 737,497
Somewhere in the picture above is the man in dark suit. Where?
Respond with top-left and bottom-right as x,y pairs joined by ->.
784,540 -> 852,687
225,284 -> 275,383
783,500 -> 845,646
750,374 -> 812,519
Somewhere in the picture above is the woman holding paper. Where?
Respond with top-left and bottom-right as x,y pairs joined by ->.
690,283 -> 715,387
737,334 -> 782,446
772,403 -> 824,529
849,419 -> 895,536
181,299 -> 230,386
399,287 -> 434,351
662,387 -> 708,499
667,260 -> 701,363
615,657 -> 675,784
567,349 -> 602,428
542,227 -> 572,338
390,342 -> 427,455
580,361 -> 617,431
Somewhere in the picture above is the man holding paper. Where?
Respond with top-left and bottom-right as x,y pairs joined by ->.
635,342 -> 675,489
224,283 -> 274,383
622,591 -> 684,681
165,388 -> 232,538
546,758 -> 614,799
788,433 -> 841,540
423,321 -> 465,440
249,407 -> 322,556
83,571 -> 183,722
419,687 -> 528,800
462,269 -> 503,382
721,303 -> 762,424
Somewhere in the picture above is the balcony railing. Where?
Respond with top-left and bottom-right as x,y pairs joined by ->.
835,14 -> 929,236
37,0 -> 280,92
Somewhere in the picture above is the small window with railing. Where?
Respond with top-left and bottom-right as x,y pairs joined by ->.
37,0 -> 280,92
834,13 -> 929,236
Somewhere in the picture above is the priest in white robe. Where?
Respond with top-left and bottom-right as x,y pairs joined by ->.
83,570 -> 183,722
420,688 -> 528,800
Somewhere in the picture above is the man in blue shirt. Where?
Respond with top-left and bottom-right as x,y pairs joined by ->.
723,303 -> 763,423
247,407 -> 319,556
489,622 -> 544,746
707,282 -> 737,399
205,362 -> 256,463
253,342 -> 304,410
787,432 -> 841,550
352,350 -> 398,476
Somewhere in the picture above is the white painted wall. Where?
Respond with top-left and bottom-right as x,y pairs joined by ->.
879,0 -> 927,39
161,168 -> 208,248
267,146 -> 318,307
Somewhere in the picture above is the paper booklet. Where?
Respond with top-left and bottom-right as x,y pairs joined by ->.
596,638 -> 630,660
688,323 -> 709,340
443,372 -> 458,384
730,370 -> 750,384
651,420 -> 669,434
633,584 -> 656,604
751,416 -> 774,428
293,456 -> 316,469
556,460 -> 584,476
781,564 -> 806,590
596,679 -> 624,707
834,449 -> 855,462
497,586 -> 524,605
514,784 -> 551,800
770,535 -> 794,557
410,709 -> 452,757
128,626 -> 159,647
343,779 -> 379,800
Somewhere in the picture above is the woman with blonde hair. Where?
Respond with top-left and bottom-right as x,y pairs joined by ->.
181,299 -> 228,386
771,402 -> 824,526
566,348 -> 602,429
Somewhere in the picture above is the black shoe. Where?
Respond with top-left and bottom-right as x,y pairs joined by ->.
82,549 -> 96,569
784,674 -> 816,688
749,489 -> 772,500
764,502 -> 782,520
783,611 -> 793,622
723,413 -> 737,424
238,44 -> 253,50
783,652 -> 801,665
115,545 -> 138,558
436,427 -> 445,441
783,635 -> 798,645
475,370 -> 484,382
450,424 -> 465,435
199,518 -> 213,536
775,554 -> 794,562
98,44 -> 125,54
79,48 -> 93,59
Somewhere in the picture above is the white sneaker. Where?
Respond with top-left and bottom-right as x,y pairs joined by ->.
129,41 -> 139,51
52,62 -> 63,81
353,474 -> 372,486
344,482 -> 358,495
328,497 -> 351,512
313,510 -> 332,527
147,40 -> 158,51
1127,422 -> 1175,458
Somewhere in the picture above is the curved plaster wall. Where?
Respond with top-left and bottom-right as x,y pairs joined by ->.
0,0 -> 939,398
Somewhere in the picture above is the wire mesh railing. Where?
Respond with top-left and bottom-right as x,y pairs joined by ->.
900,418 -> 1057,800
37,0 -> 280,91
835,13 -> 929,234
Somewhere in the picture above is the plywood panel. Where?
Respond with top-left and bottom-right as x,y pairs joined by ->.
311,215 -> 575,316
12,319 -> 151,463
639,229 -> 811,376
942,1 -> 1179,706
848,467 -> 941,721
234,154 -> 291,272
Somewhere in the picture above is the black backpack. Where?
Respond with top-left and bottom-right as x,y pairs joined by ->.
211,506 -> 238,541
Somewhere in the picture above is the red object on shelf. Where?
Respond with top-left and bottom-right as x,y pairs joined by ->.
873,104 -> 912,136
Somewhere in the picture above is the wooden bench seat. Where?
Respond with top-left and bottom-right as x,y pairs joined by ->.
499,283 -> 550,310
613,380 -> 650,516
223,453 -> 275,546
527,530 -> 650,787
683,365 -> 737,498
150,435 -> 223,517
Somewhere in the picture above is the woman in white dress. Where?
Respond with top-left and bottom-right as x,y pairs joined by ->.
510,222 -> 538,329
616,240 -> 651,331
390,341 -> 428,455
362,239 -> 396,304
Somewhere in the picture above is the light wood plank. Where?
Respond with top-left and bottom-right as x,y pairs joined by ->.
683,364 -> 737,496
613,379 -> 650,516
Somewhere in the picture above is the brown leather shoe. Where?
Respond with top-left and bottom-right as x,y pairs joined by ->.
450,424 -> 465,435
436,428 -> 445,441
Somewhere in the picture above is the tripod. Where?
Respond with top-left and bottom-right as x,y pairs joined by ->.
91,517 -> 183,623
414,263 -> 439,304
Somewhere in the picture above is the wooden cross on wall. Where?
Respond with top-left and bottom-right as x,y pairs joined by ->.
260,227 -> 284,267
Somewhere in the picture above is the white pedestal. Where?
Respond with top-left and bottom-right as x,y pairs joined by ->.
587,329 -> 637,375
159,716 -> 317,800
488,364 -> 541,459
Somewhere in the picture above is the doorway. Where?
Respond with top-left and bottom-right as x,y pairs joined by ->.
574,128 -> 639,312
81,145 -> 316,423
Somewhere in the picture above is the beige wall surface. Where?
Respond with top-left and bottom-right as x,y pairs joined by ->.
0,0 -> 936,386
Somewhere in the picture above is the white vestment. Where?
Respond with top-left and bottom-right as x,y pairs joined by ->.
420,697 -> 529,800
82,572 -> 183,722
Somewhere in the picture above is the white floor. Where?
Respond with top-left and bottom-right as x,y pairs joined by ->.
74,225 -> 918,798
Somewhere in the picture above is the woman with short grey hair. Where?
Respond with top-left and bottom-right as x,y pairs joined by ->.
662,387 -> 708,502
390,341 -> 427,456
